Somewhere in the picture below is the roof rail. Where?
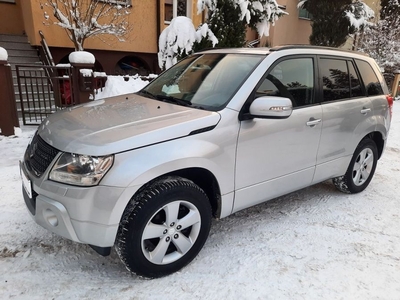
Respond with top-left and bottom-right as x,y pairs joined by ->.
269,44 -> 369,56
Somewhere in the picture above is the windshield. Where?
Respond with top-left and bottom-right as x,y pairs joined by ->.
139,53 -> 264,111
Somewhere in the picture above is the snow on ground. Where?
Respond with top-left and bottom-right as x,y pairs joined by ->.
0,103 -> 399,300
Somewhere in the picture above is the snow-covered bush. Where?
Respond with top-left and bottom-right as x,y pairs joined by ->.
158,17 -> 218,70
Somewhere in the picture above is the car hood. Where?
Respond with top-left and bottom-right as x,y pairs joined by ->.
38,94 -> 221,156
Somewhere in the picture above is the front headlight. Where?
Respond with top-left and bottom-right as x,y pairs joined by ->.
49,153 -> 114,186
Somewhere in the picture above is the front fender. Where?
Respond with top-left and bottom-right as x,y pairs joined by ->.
100,124 -> 239,196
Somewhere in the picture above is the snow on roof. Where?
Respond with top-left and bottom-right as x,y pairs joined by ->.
69,51 -> 95,64
0,47 -> 8,61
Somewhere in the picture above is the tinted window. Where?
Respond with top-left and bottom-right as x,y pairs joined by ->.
348,61 -> 363,98
320,59 -> 350,102
256,58 -> 314,108
355,60 -> 384,96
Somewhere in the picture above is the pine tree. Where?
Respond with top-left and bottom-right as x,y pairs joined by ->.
194,0 -> 247,50
302,0 -> 354,47
300,0 -> 374,48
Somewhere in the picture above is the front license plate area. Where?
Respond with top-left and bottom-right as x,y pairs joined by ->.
20,164 -> 32,199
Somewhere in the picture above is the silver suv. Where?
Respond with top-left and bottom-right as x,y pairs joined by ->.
20,46 -> 393,278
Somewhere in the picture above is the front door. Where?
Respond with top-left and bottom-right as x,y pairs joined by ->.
234,57 -> 322,213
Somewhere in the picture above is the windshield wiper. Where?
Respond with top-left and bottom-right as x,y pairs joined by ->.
137,90 -> 156,99
154,94 -> 193,107
140,92 -> 204,110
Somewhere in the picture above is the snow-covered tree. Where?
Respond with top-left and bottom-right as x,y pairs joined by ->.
198,0 -> 287,38
298,0 -> 374,47
158,16 -> 217,70
41,0 -> 131,51
195,0 -> 247,49
158,0 -> 287,70
358,0 -> 400,84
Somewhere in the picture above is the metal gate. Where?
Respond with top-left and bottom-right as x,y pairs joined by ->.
16,65 -> 75,125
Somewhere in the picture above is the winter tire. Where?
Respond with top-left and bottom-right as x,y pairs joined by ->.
115,176 -> 212,278
333,138 -> 378,194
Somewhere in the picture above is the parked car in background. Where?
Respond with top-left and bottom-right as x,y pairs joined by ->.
21,46 -> 393,278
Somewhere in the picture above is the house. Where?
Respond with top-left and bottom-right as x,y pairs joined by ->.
0,0 -> 203,75
0,0 -> 314,75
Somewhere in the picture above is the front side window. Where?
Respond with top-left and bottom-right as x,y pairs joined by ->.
320,58 -> 350,102
256,58 -> 314,108
355,60 -> 384,96
140,53 -> 264,111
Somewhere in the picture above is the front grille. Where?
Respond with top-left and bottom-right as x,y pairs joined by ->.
25,133 -> 59,178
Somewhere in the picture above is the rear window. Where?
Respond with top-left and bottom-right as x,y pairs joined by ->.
355,60 -> 384,96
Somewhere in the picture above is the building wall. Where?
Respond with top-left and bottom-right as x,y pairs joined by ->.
23,0 -> 158,54
268,0 -> 312,47
0,1 -> 24,35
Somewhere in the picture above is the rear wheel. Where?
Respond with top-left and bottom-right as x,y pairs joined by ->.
333,138 -> 378,194
115,176 -> 212,278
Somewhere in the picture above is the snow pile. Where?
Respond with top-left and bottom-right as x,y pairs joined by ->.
0,47 -> 8,61
94,75 -> 154,99
69,51 -> 95,64
158,16 -> 218,70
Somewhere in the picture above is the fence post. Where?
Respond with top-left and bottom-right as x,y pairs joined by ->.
69,51 -> 95,105
0,47 -> 19,136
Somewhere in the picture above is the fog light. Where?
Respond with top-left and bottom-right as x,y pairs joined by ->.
43,209 -> 59,227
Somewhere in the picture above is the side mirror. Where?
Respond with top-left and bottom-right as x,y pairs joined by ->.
249,96 -> 293,119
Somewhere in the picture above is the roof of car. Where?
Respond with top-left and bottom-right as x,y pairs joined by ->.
197,45 -> 369,58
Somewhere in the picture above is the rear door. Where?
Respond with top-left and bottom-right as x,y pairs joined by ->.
313,56 -> 374,183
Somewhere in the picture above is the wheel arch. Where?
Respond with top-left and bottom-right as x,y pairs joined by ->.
128,168 -> 222,219
363,131 -> 385,159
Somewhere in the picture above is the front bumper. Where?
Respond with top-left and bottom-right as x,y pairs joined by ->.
20,161 -> 139,247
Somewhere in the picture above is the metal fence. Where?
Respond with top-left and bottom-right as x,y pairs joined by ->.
16,65 -> 74,125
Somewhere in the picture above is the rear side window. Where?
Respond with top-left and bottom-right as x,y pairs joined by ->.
355,60 -> 384,96
348,61 -> 363,98
320,58 -> 350,101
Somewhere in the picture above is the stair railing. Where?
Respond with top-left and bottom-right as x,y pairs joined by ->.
39,30 -> 55,67
39,30 -> 65,107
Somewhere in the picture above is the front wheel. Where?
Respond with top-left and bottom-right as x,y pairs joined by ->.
115,176 -> 212,278
333,138 -> 378,194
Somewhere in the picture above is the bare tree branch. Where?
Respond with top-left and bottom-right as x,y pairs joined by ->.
41,0 -> 132,51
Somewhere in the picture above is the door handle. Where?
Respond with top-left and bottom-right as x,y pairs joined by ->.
306,118 -> 321,127
361,108 -> 371,115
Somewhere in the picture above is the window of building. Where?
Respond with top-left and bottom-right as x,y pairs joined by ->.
100,0 -> 132,5
298,2 -> 312,20
355,60 -> 384,96
256,58 -> 314,108
320,58 -> 350,102
165,0 -> 192,23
